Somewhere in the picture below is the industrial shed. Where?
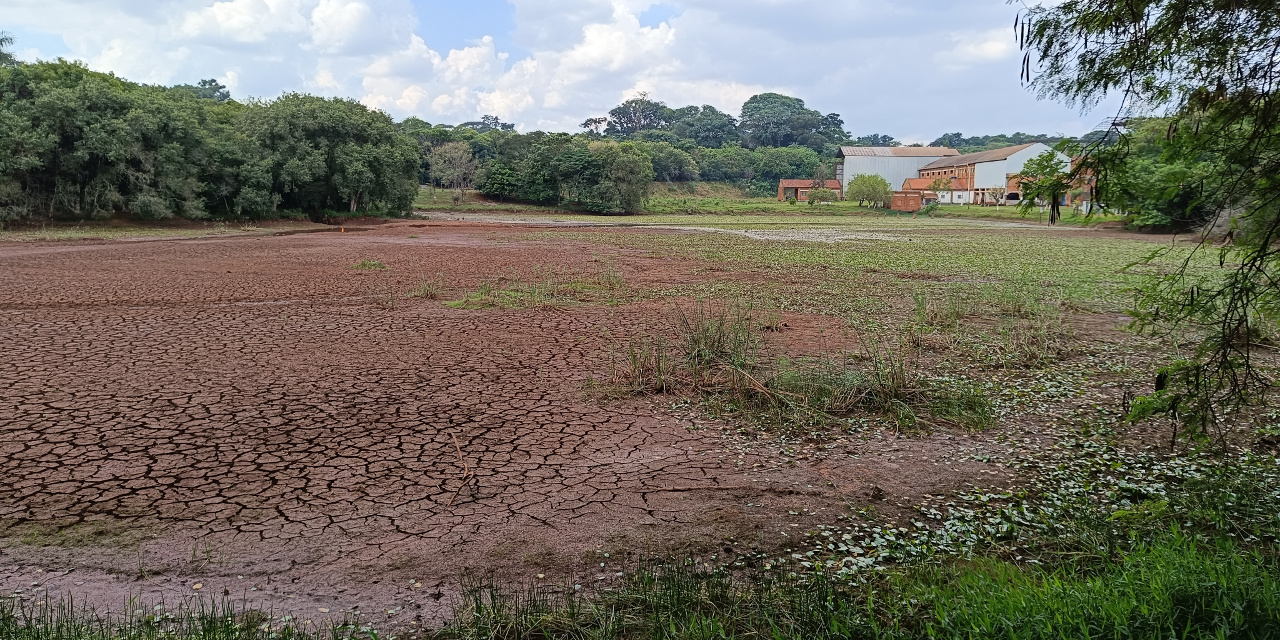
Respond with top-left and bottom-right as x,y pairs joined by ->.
917,143 -> 1071,205
837,146 -> 959,196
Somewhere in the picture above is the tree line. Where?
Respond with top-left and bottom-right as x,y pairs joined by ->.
0,59 -> 421,224
0,35 -> 1171,223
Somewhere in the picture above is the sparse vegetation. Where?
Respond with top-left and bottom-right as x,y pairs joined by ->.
448,267 -> 626,309
350,258 -> 388,270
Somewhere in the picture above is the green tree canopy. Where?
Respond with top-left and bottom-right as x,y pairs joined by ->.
1016,150 -> 1072,223
850,134 -> 899,147
170,79 -> 231,102
847,174 -> 893,207
0,61 -> 421,223
605,93 -> 672,137
738,93 -> 847,150
669,105 -> 739,148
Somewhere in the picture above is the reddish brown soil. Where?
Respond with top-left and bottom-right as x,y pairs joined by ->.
0,221 -> 1041,627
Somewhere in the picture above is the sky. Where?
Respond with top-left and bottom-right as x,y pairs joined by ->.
2,0 -> 1124,143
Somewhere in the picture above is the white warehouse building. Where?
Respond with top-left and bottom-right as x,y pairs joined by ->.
915,143 -> 1072,205
837,146 -> 960,194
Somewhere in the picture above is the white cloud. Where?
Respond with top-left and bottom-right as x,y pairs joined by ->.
309,0 -> 374,52
935,28 -> 1017,70
2,0 -> 1118,137
181,0 -> 311,43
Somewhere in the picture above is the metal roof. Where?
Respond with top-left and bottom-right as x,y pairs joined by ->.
918,143 -> 1038,170
839,146 -> 959,158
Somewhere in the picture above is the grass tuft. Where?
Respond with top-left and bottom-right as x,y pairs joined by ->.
350,258 -> 388,271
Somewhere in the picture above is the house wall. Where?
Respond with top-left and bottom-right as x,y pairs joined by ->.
1005,143 -> 1069,177
843,156 -> 945,195
973,160 -> 1008,190
918,165 -> 974,187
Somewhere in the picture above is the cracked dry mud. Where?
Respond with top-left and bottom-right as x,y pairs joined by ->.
0,221 -> 1005,625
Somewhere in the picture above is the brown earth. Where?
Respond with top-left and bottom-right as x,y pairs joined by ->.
0,220 -> 1066,629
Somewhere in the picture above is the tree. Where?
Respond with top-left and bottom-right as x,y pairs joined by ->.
1020,0 -> 1280,435
429,141 -> 478,198
580,117 -> 607,135
1095,117 -> 1217,230
589,141 -> 654,213
458,115 -> 514,134
670,105 -> 739,147
987,185 -> 1007,210
847,174 -> 892,208
1015,150 -> 1071,224
640,142 -> 699,182
238,93 -> 420,219
605,93 -> 672,137
931,132 -> 966,149
738,93 -> 847,150
0,32 -> 18,67
930,131 -> 1066,153
851,134 -> 900,147
0,61 -> 421,223
171,79 -> 231,102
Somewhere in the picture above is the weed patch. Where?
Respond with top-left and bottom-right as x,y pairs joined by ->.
350,258 -> 388,270
606,302 -> 995,434
448,267 -> 626,310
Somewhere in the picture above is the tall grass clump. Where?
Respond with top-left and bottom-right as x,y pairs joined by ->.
606,301 -> 991,433
0,596 -> 372,640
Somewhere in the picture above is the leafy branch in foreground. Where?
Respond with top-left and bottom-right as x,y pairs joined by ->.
1019,0 -> 1280,439
0,32 -> 16,67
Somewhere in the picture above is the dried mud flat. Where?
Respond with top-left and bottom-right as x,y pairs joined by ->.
0,220 -> 1074,627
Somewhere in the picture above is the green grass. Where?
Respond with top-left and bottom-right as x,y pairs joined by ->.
5,537 -> 1272,640
447,268 -> 627,309
540,223 -> 1189,319
0,596 -> 372,640
416,183 -> 1124,228
413,188 -> 559,213
350,258 -> 388,270
429,534 -> 1279,639
0,222 -> 266,242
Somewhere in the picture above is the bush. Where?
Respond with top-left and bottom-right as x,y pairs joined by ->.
807,187 -> 838,206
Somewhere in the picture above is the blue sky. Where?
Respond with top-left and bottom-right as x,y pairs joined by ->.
2,1 -> 1125,142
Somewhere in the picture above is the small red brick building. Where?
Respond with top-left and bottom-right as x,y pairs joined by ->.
778,179 -> 843,202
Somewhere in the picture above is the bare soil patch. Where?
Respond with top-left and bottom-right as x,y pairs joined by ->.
0,220 -> 1098,628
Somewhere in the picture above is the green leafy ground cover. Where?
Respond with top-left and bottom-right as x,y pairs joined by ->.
534,220 -> 1202,318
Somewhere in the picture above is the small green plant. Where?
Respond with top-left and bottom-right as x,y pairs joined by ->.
611,335 -> 678,394
928,380 -> 997,431
351,258 -> 388,270
407,278 -> 444,300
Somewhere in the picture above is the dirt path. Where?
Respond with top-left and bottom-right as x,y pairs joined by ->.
0,221 -> 1020,628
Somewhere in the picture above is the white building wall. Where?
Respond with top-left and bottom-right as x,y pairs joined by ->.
1005,143 -> 1069,176
973,161 -> 1008,189
841,156 -> 946,194
938,190 -> 970,204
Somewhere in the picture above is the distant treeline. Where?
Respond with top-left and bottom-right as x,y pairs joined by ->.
0,61 -> 420,223
0,45 -> 1123,221
402,116 -> 835,209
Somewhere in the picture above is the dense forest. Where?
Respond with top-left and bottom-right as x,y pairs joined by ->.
0,37 -> 1195,224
